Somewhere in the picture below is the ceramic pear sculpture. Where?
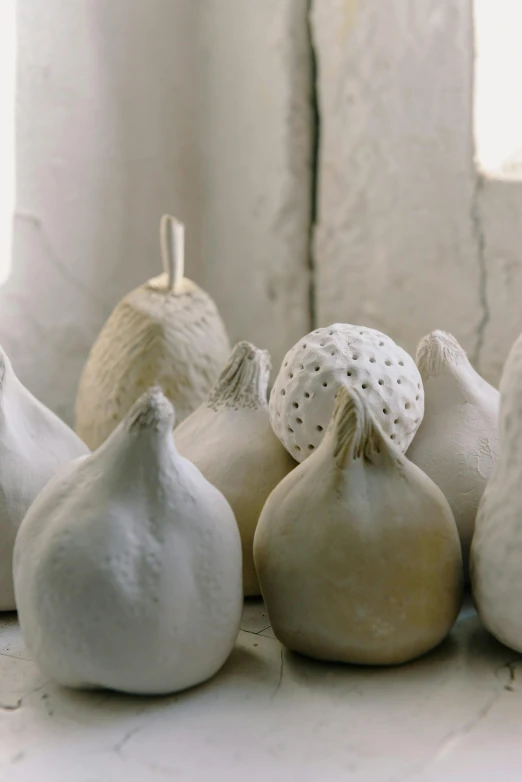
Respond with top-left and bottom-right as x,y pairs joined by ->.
270,324 -> 424,462
0,347 -> 89,610
255,386 -> 463,665
175,341 -> 295,596
471,332 -> 522,652
14,389 -> 243,694
408,331 -> 499,573
75,215 -> 230,449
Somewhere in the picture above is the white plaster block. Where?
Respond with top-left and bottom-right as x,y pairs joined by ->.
197,0 -> 313,370
311,0 -> 481,362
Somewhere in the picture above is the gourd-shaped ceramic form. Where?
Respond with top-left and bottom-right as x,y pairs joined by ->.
0,347 -> 89,610
175,341 -> 295,596
270,324 -> 423,463
75,215 -> 230,449
408,331 -> 499,574
471,332 -> 522,652
14,389 -> 242,694
255,386 -> 463,665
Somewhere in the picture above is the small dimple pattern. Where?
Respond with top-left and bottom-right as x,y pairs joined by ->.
269,324 -> 424,462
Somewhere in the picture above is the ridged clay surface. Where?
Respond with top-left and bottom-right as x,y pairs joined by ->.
75,273 -> 230,450
14,389 -> 242,694
269,324 -> 423,462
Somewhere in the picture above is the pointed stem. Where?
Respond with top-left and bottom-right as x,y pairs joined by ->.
160,214 -> 185,292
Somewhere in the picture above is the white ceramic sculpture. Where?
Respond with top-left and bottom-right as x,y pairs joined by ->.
75,215 -> 230,450
0,347 -> 88,610
471,331 -> 522,652
175,341 -> 295,596
255,386 -> 463,665
14,388 -> 243,694
269,324 -> 423,462
408,330 -> 499,573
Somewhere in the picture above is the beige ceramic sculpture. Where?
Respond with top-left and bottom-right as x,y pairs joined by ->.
75,215 -> 230,449
0,346 -> 89,610
269,324 -> 424,462
471,331 -> 522,652
408,331 -> 499,574
14,389 -> 242,695
175,341 -> 295,596
255,386 -> 463,665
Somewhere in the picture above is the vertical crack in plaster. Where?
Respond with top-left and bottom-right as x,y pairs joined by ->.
306,0 -> 319,330
470,175 -> 489,370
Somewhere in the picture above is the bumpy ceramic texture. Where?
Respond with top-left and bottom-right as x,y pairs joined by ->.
0,347 -> 89,610
408,331 -> 499,576
256,386 -> 463,665
269,324 -> 423,462
75,273 -> 230,450
471,332 -> 522,652
14,389 -> 242,695
175,341 -> 295,597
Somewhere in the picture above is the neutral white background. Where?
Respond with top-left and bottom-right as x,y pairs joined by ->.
3,0 -> 522,423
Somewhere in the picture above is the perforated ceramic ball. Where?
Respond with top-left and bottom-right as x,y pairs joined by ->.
269,324 -> 424,462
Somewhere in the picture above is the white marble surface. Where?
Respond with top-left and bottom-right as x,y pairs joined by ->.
0,597 -> 520,781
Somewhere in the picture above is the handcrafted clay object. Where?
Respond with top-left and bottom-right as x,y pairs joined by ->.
269,324 -> 423,462
0,346 -> 88,610
408,330 -> 499,574
176,341 -> 295,596
255,386 -> 463,665
14,389 -> 242,694
75,215 -> 230,449
471,331 -> 522,652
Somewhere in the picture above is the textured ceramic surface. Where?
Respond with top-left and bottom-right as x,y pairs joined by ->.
269,324 -> 423,462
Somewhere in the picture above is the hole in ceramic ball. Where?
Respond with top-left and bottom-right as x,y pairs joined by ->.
390,434 -> 396,440
284,362 -> 288,367
383,408 -> 388,414
281,389 -> 286,395
379,341 -> 384,346
299,364 -> 304,370
331,351 -> 335,356
288,426 -> 294,433
394,418 -> 399,424
370,357 -> 376,363
359,331 -> 364,335
347,371 -> 352,377
397,379 -> 402,385
304,392 -> 310,398
317,425 -> 323,432
399,361 -> 404,366
320,340 -> 326,346
352,355 -> 359,360
296,417 -> 303,424
378,379 -> 384,385
289,373 -> 294,379
302,344 -> 307,349
295,445 -> 301,451
293,402 -> 299,408
322,382 -> 328,387
416,395 -> 420,401
362,383 -> 368,390
308,444 -> 314,450
405,402 -> 410,410
315,366 -> 320,372
329,330 -> 334,335
417,383 -> 421,390
385,360 -> 392,366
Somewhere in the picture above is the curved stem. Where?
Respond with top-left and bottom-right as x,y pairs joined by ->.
160,214 -> 185,292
